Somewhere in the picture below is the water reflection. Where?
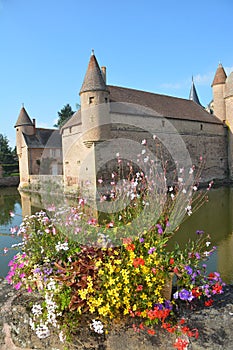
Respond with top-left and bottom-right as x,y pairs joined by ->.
1,186 -> 233,283
0,187 -> 22,278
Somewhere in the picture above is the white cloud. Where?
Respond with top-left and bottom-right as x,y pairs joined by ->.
193,72 -> 214,86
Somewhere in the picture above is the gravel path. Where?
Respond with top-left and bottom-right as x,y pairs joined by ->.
1,280 -> 233,350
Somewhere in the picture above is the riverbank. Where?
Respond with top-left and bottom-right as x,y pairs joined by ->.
0,279 -> 233,350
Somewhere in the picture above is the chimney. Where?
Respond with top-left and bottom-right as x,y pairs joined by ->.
101,66 -> 106,83
32,118 -> 36,134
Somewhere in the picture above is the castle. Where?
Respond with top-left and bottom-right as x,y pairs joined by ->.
15,53 -> 233,193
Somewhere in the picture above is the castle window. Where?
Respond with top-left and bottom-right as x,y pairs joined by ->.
200,124 -> 203,131
105,97 -> 108,103
89,96 -> 94,104
162,120 -> 165,127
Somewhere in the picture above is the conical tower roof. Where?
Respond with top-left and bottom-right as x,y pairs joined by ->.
211,63 -> 227,86
189,78 -> 201,105
79,52 -> 107,94
14,106 -> 33,127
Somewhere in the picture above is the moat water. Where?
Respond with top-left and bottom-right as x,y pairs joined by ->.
0,186 -> 233,283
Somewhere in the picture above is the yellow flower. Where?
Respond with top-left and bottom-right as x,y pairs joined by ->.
95,260 -> 102,267
140,293 -> 147,300
78,289 -> 88,300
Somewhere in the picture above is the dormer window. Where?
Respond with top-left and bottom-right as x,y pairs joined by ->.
89,96 -> 94,104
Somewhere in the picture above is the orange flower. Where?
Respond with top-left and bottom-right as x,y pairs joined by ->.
133,258 -> 145,268
126,243 -> 135,251
147,329 -> 156,335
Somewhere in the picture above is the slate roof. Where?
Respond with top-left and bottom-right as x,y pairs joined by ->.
189,79 -> 201,106
61,110 -> 81,130
23,129 -> 62,148
15,107 -> 33,127
79,53 -> 107,94
212,64 -> 227,86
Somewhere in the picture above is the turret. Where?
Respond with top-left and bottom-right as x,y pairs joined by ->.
189,77 -> 201,105
211,63 -> 227,122
14,106 -> 35,154
79,51 -> 110,146
225,71 -> 233,125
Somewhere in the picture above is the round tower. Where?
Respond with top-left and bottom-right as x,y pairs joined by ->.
225,71 -> 233,123
79,52 -> 111,147
14,106 -> 35,154
211,63 -> 227,122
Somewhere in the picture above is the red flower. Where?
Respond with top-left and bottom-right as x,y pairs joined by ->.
205,299 -> 214,307
147,329 -> 156,335
126,243 -> 135,251
173,337 -> 189,350
133,257 -> 145,267
139,323 -> 144,330
136,284 -> 143,291
192,287 -> 202,298
169,258 -> 175,265
212,283 -> 222,294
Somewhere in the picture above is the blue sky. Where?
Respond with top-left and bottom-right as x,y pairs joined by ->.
0,0 -> 233,147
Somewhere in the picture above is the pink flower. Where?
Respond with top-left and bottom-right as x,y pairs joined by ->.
14,282 -> 22,290
27,287 -> 33,293
20,273 -> 26,278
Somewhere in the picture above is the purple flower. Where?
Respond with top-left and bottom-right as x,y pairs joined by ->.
185,265 -> 193,275
139,238 -> 144,243
156,224 -> 163,234
196,230 -> 204,235
178,289 -> 194,301
148,247 -> 156,254
195,252 -> 201,259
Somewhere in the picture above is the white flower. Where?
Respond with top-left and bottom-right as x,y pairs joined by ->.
32,304 -> 43,317
141,149 -> 146,155
144,156 -> 149,163
90,319 -> 104,334
116,152 -> 119,157
182,189 -> 187,194
193,185 -> 198,191
189,167 -> 194,174
35,323 -> 50,339
169,186 -> 173,192
141,139 -> 147,145
153,134 -> 157,140
47,279 -> 57,291
59,330 -> 66,343
178,177 -> 183,183
206,241 -> 211,247
55,241 -> 69,252
171,193 -> 175,200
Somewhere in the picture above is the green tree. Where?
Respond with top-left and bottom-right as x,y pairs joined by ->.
0,134 -> 18,176
0,134 -> 14,164
54,104 -> 75,128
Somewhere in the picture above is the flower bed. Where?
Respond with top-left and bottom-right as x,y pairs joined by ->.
5,142 -> 225,350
